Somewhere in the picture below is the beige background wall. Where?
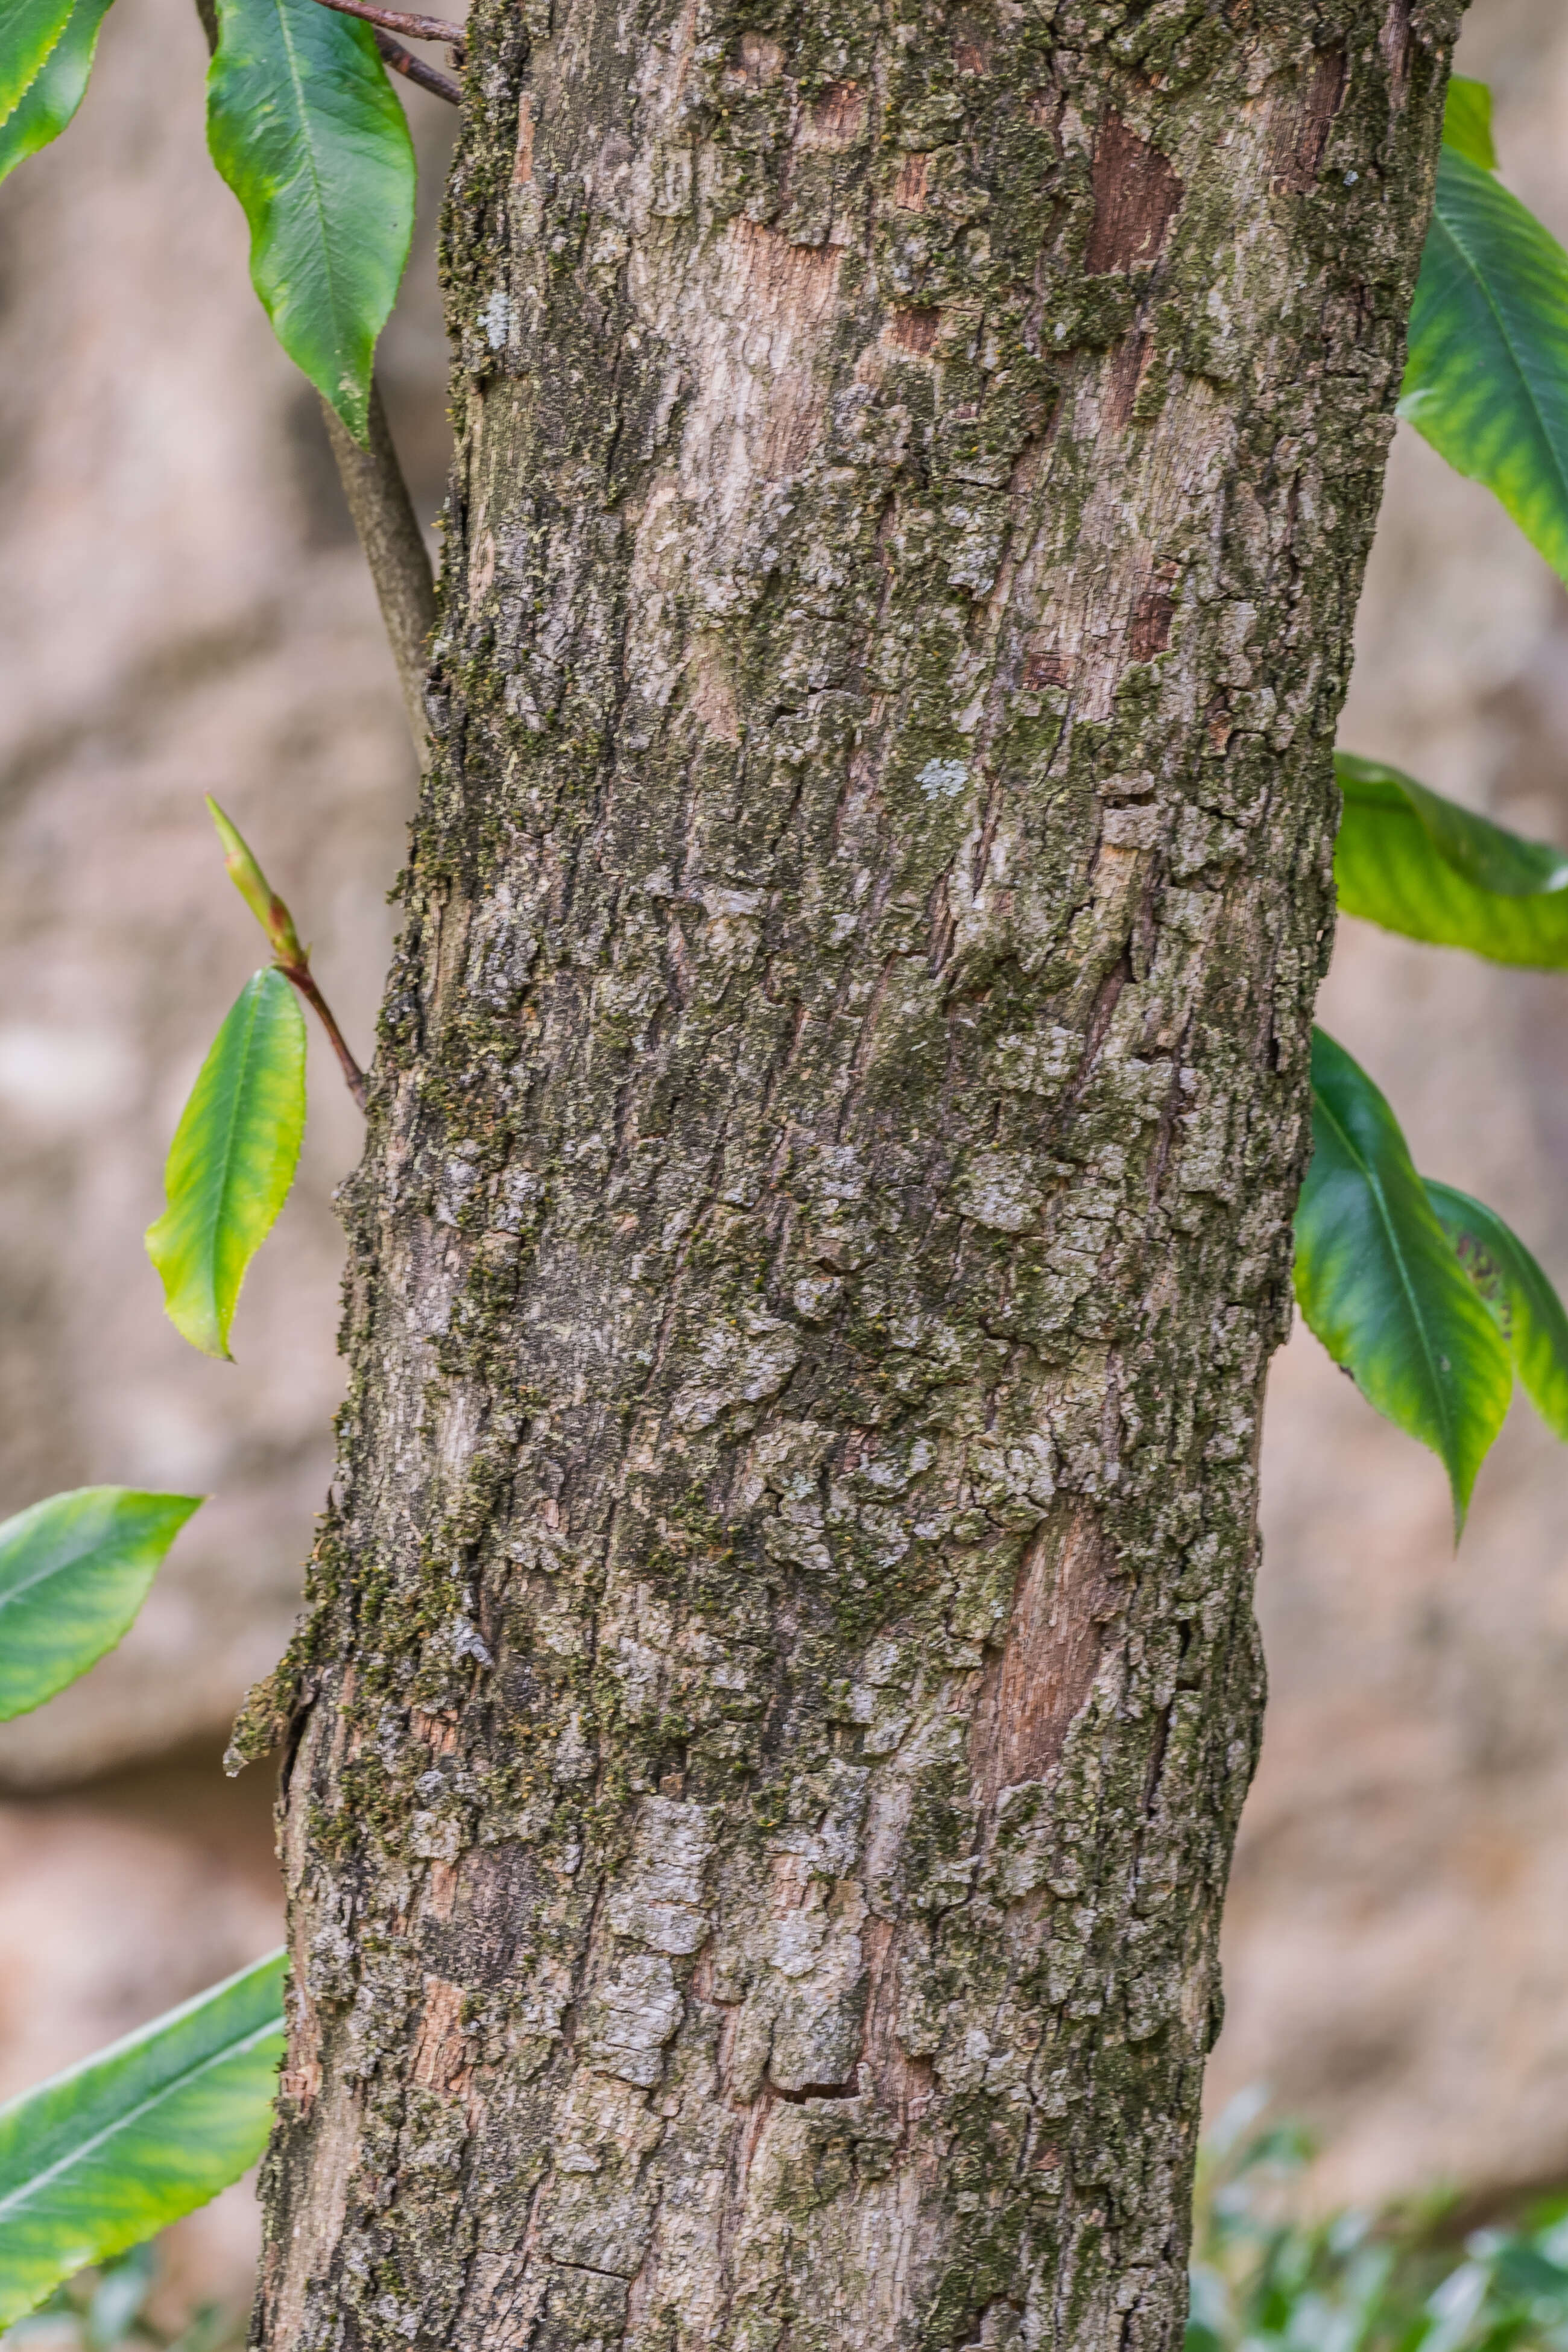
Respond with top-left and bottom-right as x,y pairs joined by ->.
0,0 -> 453,2310
1212,0 -> 1568,2210
0,0 -> 1564,2315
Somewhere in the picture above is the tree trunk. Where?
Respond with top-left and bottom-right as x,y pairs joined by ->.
247,4 -> 1459,2345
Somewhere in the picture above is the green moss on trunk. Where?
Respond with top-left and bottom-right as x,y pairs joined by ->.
250,2 -> 1462,2346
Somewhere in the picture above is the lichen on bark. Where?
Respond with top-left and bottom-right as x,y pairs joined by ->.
249,1 -> 1462,2345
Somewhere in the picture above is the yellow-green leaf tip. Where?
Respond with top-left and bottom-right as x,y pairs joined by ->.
207,796 -> 305,966
145,969 -> 307,1361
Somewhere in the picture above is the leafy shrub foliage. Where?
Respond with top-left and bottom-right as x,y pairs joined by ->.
1190,2096 -> 1568,2352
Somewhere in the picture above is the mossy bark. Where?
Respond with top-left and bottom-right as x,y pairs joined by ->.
248,2 -> 1461,2345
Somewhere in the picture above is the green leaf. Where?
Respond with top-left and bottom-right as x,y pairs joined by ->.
1295,1030 -> 1512,1528
206,0 -> 414,441
1400,147 -> 1568,587
1425,1179 -> 1568,1443
0,0 -> 112,183
0,0 -> 74,133
0,1488 -> 201,1722
1335,753 -> 1568,966
0,1952 -> 285,2328
1338,753 -> 1568,896
1442,75 -> 1496,172
145,968 -> 306,1360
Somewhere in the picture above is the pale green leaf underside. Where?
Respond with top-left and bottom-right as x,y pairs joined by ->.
1335,753 -> 1568,967
1295,1029 -> 1511,1528
145,967 -> 306,1359
0,1487 -> 201,1722
1426,1179 -> 1568,1443
1400,146 -> 1568,587
206,0 -> 414,440
0,0 -> 112,182
0,0 -> 73,131
0,1952 -> 285,2327
1442,74 -> 1496,174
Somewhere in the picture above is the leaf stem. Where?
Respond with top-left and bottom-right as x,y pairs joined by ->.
371,25 -> 460,103
191,0 -> 441,764
207,799 -> 370,1113
276,963 -> 368,1113
308,0 -> 464,53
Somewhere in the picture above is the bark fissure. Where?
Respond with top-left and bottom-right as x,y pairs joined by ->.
251,2 -> 1460,2347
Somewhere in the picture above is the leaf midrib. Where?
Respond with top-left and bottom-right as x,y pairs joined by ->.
195,977 -> 271,1322
268,0 -> 356,370
0,2007 -> 282,2228
1314,1088 -> 1458,1462
0,1495 -> 188,1620
0,1527 -> 128,1615
1427,174 -> 1568,526
1338,801 -> 1568,966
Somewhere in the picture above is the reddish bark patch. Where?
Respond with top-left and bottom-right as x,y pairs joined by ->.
277,2020 -> 323,2116
803,80 -> 865,147
728,219 -> 843,326
860,1916 -> 935,2137
894,151 -> 929,212
1086,113 -> 1183,273
411,1707 -> 461,1755
513,90 -> 534,185
1127,583 -> 1175,659
413,1976 -> 471,2093
889,305 -> 941,356
970,1508 -> 1121,1801
1272,49 -> 1348,193
1379,0 -> 1412,109
1022,645 -> 1069,689
1102,329 -> 1149,432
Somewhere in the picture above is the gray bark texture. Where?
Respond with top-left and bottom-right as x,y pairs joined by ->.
245,2 -> 1461,2345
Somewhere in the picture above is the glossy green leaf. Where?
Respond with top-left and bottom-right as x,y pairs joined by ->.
1335,753 -> 1568,966
1295,1030 -> 1511,1528
1400,146 -> 1568,586
0,0 -> 74,133
0,1951 -> 285,2327
1338,753 -> 1568,896
0,1487 -> 201,1722
207,796 -> 305,966
1442,74 -> 1496,172
0,0 -> 112,183
206,0 -> 414,441
1426,1180 -> 1568,1442
145,968 -> 306,1360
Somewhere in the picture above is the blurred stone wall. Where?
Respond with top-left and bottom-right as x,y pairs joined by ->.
0,0 -> 454,2307
2,0 -> 1568,2315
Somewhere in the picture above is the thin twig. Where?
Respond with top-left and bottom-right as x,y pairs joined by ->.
311,0 -> 464,51
373,27 -> 461,103
192,0 -> 443,768
318,380 -> 440,767
207,800 -> 371,1113
280,963 -> 370,1113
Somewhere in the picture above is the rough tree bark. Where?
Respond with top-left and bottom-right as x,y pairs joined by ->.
241,2 -> 1461,2345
